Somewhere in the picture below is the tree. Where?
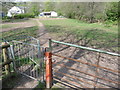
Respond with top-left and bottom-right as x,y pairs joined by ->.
89,2 -> 95,23
16,2 -> 27,13
55,2 -> 107,23
24,2 -> 40,16
44,0 -> 55,11
106,2 -> 118,21
1,1 -> 16,14
31,2 -> 40,15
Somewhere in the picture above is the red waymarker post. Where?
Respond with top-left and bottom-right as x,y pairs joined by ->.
45,52 -> 53,88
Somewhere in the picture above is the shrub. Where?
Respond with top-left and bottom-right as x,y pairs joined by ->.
106,2 -> 118,21
14,13 -> 35,19
104,20 -> 116,27
2,16 -> 12,20
2,16 -> 11,22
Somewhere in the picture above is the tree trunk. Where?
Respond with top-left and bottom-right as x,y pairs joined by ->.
90,2 -> 95,23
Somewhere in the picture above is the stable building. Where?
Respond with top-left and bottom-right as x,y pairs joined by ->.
39,11 -> 58,17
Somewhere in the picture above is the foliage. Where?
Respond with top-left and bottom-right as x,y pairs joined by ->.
2,13 -> 35,22
2,2 -> 118,23
16,2 -> 27,13
32,6 -> 39,16
14,13 -> 35,19
104,20 -> 118,27
2,16 -> 11,22
30,2 -> 40,16
55,2 -> 118,23
34,81 -> 45,89
106,2 -> 118,21
1,2 -> 17,14
44,1 -> 55,12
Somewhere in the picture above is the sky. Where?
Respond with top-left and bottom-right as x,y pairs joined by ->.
1,0 -> 119,2
14,0 -> 31,2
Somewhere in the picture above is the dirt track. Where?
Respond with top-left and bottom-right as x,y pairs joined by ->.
1,19 -> 36,33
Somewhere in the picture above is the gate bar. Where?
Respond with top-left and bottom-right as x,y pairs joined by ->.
52,53 -> 119,73
50,39 -> 120,56
54,70 -> 100,88
54,63 -> 120,84
54,75 -> 87,88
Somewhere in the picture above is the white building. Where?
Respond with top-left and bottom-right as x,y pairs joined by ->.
39,11 -> 58,17
7,6 -> 24,17
51,11 -> 58,17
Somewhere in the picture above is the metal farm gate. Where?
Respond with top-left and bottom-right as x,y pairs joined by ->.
1,37 -> 120,89
45,39 -> 120,89
11,36 -> 44,82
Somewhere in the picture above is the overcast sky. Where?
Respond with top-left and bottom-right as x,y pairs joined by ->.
1,0 -> 119,2
14,0 -> 31,2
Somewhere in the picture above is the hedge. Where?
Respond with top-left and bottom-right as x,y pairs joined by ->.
14,13 -> 35,19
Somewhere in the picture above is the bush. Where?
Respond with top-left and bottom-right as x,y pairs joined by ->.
14,13 -> 35,19
104,20 -> 117,27
2,16 -> 12,20
106,2 -> 118,21
2,16 -> 11,22
112,20 -> 118,25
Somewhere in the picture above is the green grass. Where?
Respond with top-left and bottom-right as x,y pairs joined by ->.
34,81 -> 45,89
40,19 -> 118,53
1,26 -> 39,41
0,24 -> 20,29
2,18 -> 30,23
40,19 -> 117,33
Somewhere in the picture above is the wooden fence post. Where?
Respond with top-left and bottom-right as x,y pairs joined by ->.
45,51 -> 52,88
2,42 -> 10,75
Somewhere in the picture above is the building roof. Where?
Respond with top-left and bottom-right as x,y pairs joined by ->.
42,11 -> 57,13
9,6 -> 24,11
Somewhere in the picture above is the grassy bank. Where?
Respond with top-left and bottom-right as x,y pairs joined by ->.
40,18 -> 118,53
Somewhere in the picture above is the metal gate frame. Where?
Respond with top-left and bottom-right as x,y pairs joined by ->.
10,36 -> 45,82
44,39 -> 120,88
